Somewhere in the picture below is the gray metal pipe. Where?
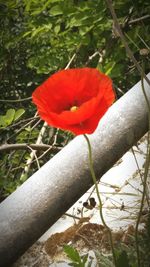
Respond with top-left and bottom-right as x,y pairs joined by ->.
0,74 -> 150,266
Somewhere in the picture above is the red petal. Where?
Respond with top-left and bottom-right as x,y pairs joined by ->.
32,68 -> 115,135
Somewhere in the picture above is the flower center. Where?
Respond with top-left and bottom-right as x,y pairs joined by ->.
70,105 -> 78,112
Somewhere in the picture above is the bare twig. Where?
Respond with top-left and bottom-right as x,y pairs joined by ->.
27,145 -> 40,170
137,34 -> 150,50
5,116 -> 40,129
131,147 -> 149,206
20,121 -> 48,178
129,15 -> 150,25
85,51 -> 102,66
65,53 -> 77,69
6,114 -> 39,142
0,143 -> 61,152
0,97 -> 32,103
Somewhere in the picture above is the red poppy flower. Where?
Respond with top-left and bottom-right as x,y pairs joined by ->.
32,68 -> 115,135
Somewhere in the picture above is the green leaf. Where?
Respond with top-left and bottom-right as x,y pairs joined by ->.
14,109 -> 25,121
116,250 -> 130,267
82,254 -> 88,265
24,0 -> 32,12
31,24 -> 52,38
46,0 -> 63,3
63,245 -> 81,263
5,109 -> 15,124
105,62 -> 116,75
0,115 -> 7,127
50,5 -> 63,16
79,26 -> 93,36
20,173 -> 28,182
25,126 -> 31,132
54,25 -> 60,34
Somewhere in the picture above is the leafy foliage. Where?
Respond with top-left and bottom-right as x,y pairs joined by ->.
0,0 -> 149,201
0,108 -> 25,128
95,214 -> 150,267
63,245 -> 89,267
63,216 -> 150,267
116,250 -> 130,267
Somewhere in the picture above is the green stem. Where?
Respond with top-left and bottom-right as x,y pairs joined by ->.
134,74 -> 150,267
84,134 -> 117,266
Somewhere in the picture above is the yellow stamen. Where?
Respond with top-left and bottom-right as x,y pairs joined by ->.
70,106 -> 78,112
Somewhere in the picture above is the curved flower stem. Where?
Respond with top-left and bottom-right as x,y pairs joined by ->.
84,134 -> 117,266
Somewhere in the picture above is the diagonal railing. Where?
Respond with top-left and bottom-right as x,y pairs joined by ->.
0,73 -> 150,267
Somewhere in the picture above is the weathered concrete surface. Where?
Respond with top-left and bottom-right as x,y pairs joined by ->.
0,74 -> 150,266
